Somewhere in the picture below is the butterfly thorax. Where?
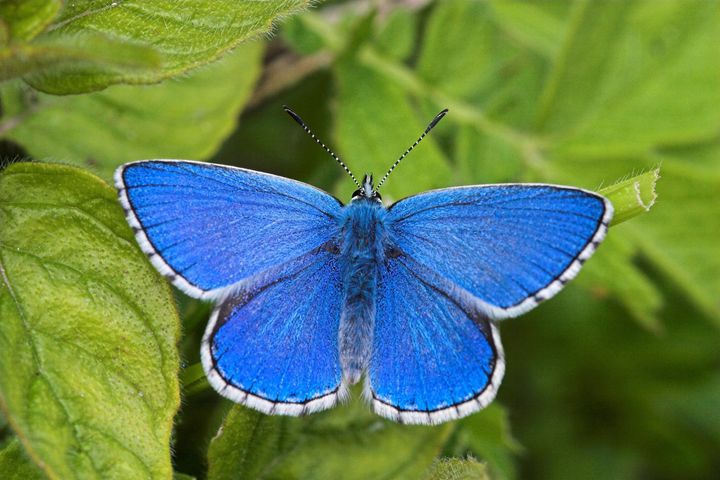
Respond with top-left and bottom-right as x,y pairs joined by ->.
338,198 -> 388,385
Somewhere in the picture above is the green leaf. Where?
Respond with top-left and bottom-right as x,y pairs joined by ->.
2,42 -> 263,179
23,0 -> 311,94
532,0 -> 720,325
282,15 -> 326,55
0,32 -> 161,84
577,233 -> 664,331
417,0 -> 500,102
0,0 -> 62,41
334,59 -> 451,201
535,0 -> 630,133
630,160 -> 720,323
502,280 -> 720,478
424,458 -> 489,480
208,401 -> 453,480
539,0 -> 720,149
454,124 -> 523,184
207,406 -> 290,480
452,405 -> 521,480
0,162 -> 180,478
0,438 -> 44,480
488,0 -> 567,59
374,8 -> 418,62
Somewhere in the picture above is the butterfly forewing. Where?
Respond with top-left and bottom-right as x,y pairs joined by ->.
115,160 -> 343,298
387,184 -> 613,319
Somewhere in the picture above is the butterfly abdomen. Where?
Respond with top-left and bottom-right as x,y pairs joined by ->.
338,200 -> 388,385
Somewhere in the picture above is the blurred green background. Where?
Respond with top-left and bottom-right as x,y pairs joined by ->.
1,1 -> 719,479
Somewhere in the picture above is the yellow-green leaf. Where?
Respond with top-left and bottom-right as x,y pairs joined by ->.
24,0 -> 311,94
0,162 -> 180,479
2,42 -> 263,179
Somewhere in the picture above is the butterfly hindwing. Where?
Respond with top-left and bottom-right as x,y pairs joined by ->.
115,160 -> 342,298
368,255 -> 504,424
387,184 -> 613,319
202,247 -> 344,414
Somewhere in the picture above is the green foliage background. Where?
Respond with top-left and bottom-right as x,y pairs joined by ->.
1,1 -> 719,479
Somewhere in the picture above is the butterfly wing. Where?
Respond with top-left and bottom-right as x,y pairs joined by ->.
201,247 -> 344,414
368,256 -> 504,424
386,184 -> 613,319
115,160 -> 342,298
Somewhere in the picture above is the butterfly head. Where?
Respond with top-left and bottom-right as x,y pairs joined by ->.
352,174 -> 382,203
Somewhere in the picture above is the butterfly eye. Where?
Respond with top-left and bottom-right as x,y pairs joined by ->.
372,192 -> 383,202
351,189 -> 363,200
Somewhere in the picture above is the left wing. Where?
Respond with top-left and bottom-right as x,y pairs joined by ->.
386,184 -> 613,319
202,247 -> 344,415
368,256 -> 504,425
115,160 -> 342,299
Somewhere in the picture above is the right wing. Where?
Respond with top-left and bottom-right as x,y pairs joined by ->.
368,256 -> 504,425
386,184 -> 612,318
115,160 -> 343,298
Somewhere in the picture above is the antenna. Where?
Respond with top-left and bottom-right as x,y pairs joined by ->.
376,108 -> 449,190
284,106 -> 360,189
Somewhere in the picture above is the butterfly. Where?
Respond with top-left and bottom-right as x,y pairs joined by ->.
115,107 -> 613,425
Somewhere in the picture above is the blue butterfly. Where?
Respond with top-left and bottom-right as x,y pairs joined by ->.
115,107 -> 612,425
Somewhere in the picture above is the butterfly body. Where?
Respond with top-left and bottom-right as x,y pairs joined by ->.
116,157 -> 612,425
338,196 -> 387,385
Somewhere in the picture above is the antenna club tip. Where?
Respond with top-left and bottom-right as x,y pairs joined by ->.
284,106 -> 305,126
426,108 -> 449,132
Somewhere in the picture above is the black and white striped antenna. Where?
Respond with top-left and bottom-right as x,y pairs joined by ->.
284,106 -> 361,190
376,108 -> 449,190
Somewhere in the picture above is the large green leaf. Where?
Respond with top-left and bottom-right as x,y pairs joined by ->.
208,401 -> 453,480
0,162 -> 180,479
2,41 -> 263,179
2,0 -> 310,94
